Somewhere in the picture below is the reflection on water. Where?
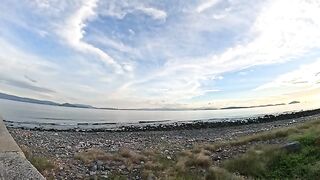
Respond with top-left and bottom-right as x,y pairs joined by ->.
0,99 -> 319,130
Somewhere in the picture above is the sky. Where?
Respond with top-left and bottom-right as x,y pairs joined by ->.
0,0 -> 320,108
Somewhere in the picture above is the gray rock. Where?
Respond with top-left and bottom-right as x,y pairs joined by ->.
212,156 -> 221,161
283,141 -> 301,152
119,165 -> 126,170
90,164 -> 98,172
96,160 -> 104,166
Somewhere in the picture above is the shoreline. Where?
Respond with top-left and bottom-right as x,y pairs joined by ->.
8,113 -> 320,179
5,108 -> 320,132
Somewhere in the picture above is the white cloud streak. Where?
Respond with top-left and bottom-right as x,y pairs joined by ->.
256,59 -> 320,91
58,0 -> 124,73
136,6 -> 167,20
196,0 -> 221,13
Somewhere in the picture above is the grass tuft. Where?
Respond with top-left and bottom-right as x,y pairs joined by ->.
206,167 -> 244,180
119,148 -> 146,163
20,145 -> 55,173
29,156 -> 55,173
75,148 -> 113,164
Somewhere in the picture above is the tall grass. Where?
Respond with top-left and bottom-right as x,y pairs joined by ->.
223,121 -> 320,179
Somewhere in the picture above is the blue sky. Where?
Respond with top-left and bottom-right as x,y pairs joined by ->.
1,0 -> 320,108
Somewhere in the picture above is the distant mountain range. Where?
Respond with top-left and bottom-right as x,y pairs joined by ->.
0,92 -> 300,110
220,103 -> 287,110
0,92 -> 94,109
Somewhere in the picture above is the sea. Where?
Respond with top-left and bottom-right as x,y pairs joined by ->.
0,99 -> 318,130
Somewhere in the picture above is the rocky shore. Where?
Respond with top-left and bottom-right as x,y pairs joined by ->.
6,108 -> 320,132
8,112 -> 320,179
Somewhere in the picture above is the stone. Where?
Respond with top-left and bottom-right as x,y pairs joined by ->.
90,164 -> 97,172
96,160 -> 104,166
282,141 -> 301,152
213,156 -> 221,161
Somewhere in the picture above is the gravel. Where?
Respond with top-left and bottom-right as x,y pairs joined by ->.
8,115 -> 319,179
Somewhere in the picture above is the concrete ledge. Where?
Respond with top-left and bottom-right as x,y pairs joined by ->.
0,116 -> 45,180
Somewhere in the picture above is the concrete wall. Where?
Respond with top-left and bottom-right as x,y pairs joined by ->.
0,116 -> 45,180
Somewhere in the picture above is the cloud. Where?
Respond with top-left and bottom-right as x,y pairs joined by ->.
136,6 -> 167,20
255,59 -> 320,91
97,0 -> 167,20
24,75 -> 37,83
56,0 -> 168,74
0,78 -> 55,93
0,37 -> 61,99
196,0 -> 221,13
57,0 -> 124,73
120,0 -> 320,104
1,0 -> 320,108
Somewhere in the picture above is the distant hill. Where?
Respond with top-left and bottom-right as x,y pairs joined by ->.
59,103 -> 94,108
0,92 -> 94,109
0,91 -> 297,111
289,101 -> 300,104
221,103 -> 286,110
0,92 -> 60,106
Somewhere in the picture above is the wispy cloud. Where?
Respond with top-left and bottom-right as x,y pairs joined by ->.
196,0 -> 221,13
57,0 -> 124,73
136,6 -> 167,20
0,78 -> 55,93
255,59 -> 320,92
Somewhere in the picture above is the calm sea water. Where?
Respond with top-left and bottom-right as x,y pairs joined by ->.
0,99 -> 318,130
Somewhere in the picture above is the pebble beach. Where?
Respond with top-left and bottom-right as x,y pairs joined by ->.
8,113 -> 320,179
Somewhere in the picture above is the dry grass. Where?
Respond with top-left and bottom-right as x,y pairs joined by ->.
75,148 -> 114,164
178,151 -> 212,169
76,118 -> 320,179
206,167 -> 244,180
29,156 -> 55,173
142,149 -> 158,158
20,144 -> 32,159
119,148 -> 146,163
144,161 -> 162,170
20,145 -> 55,174
168,118 -> 320,179
202,119 -> 320,152
193,153 -> 211,168
76,148 -> 150,173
